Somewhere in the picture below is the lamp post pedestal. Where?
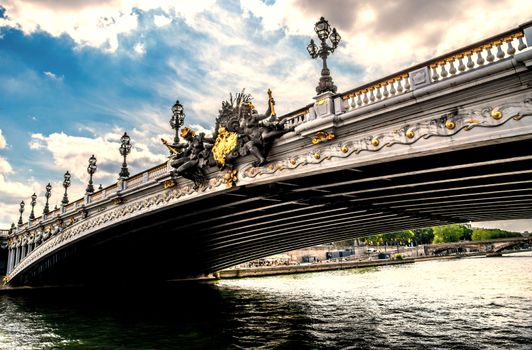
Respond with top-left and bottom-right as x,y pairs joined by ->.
317,67 -> 337,95
312,91 -> 336,118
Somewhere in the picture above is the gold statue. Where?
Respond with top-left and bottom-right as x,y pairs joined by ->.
267,88 -> 276,117
161,138 -> 179,155
212,127 -> 238,166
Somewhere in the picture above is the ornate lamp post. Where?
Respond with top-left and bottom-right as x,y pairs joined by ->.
307,17 -> 341,95
29,193 -> 37,221
86,155 -> 97,194
119,132 -> 132,179
43,183 -> 52,215
170,100 -> 186,145
18,200 -> 25,226
62,171 -> 71,206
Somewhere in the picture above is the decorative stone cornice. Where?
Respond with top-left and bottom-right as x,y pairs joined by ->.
241,98 -> 532,179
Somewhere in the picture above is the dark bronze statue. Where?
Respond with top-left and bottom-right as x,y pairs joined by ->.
169,127 -> 214,187
211,89 -> 293,168
239,100 -> 290,166
166,89 -> 293,187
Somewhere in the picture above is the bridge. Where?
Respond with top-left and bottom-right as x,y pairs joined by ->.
3,20 -> 532,287
424,237 -> 532,256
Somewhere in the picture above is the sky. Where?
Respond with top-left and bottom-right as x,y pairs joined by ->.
0,0 -> 531,232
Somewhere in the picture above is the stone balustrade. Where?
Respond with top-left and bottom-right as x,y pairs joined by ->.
279,21 -> 531,128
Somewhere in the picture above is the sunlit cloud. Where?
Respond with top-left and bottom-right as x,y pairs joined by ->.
0,156 -> 12,174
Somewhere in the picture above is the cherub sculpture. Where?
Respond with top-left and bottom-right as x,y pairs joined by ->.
169,127 -> 214,187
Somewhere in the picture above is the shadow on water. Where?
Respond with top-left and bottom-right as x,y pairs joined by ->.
1,283 -> 233,349
0,282 -> 324,349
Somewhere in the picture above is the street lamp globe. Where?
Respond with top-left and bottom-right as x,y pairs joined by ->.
170,100 -> 185,145
314,16 -> 331,40
120,133 -> 132,156
29,193 -> 37,220
88,155 -> 97,171
63,171 -> 71,187
18,200 -> 25,226
62,171 -> 71,205
307,39 -> 318,58
86,154 -> 97,194
43,183 -> 52,215
119,132 -> 132,179
330,28 -> 341,48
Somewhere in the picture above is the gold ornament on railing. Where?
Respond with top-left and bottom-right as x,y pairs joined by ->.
311,131 -> 336,144
223,169 -> 238,188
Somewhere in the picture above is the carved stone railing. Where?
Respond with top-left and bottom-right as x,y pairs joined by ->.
90,190 -> 104,202
125,173 -> 144,189
278,105 -> 313,128
147,163 -> 168,180
278,21 -> 531,128
0,229 -> 9,238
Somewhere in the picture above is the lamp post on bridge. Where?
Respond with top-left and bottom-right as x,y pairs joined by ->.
18,201 -> 25,226
62,171 -> 71,206
43,183 -> 51,215
86,155 -> 97,194
29,193 -> 37,221
307,17 -> 341,95
119,132 -> 132,179
170,100 -> 185,146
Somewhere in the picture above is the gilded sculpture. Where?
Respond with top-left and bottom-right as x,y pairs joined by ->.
167,89 -> 294,188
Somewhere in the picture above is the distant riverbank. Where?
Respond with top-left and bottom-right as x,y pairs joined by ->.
217,254 -> 476,279
218,250 -> 532,279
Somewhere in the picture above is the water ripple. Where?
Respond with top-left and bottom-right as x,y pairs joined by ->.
0,252 -> 530,349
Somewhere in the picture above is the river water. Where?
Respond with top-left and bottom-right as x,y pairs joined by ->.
0,252 -> 531,349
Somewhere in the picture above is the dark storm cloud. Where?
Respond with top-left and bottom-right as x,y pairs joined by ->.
293,0 -> 359,31
294,0 -> 463,34
372,0 -> 462,34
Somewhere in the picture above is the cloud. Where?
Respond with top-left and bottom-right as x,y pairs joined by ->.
0,173 -> 43,227
0,0 -> 137,52
244,0 -> 532,83
153,14 -> 171,27
43,71 -> 63,81
0,156 -> 12,173
28,131 -> 167,192
0,129 -> 6,149
133,42 -> 145,55
0,0 -> 215,52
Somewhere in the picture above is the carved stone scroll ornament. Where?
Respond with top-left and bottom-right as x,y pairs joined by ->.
241,98 -> 532,179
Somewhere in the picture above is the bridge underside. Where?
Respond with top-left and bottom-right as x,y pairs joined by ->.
12,137 -> 532,286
